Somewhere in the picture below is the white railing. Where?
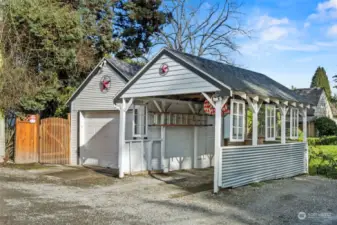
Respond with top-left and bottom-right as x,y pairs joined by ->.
124,139 -> 162,174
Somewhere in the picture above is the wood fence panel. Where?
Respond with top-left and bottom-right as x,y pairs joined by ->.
15,115 -> 39,163
39,117 -> 70,164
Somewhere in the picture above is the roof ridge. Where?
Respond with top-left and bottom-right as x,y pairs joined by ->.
166,48 -> 278,78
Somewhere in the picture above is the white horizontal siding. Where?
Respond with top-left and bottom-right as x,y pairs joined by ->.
221,143 -> 306,188
70,64 -> 128,164
73,65 -> 127,111
70,109 -> 78,165
122,54 -> 219,98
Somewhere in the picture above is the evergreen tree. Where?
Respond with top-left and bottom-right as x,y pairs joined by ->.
310,66 -> 332,100
74,0 -> 122,59
1,0 -> 84,117
114,0 -> 169,59
1,0 -> 123,117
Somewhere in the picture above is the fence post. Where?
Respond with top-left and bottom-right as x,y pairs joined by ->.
68,113 -> 71,164
35,114 -> 40,163
0,112 -> 5,162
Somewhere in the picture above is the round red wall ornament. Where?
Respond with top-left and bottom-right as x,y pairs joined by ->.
159,63 -> 169,76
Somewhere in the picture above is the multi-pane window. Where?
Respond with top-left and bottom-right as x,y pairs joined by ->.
290,108 -> 299,139
230,100 -> 245,142
265,104 -> 276,141
133,105 -> 148,138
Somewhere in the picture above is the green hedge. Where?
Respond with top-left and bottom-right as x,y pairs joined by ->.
309,145 -> 337,178
314,117 -> 337,136
307,136 -> 337,146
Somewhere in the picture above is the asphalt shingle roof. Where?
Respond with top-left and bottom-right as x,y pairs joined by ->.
293,88 -> 324,106
167,49 -> 310,104
293,88 -> 324,116
107,58 -> 142,80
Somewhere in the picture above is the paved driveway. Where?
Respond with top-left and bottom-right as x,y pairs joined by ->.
0,166 -> 336,225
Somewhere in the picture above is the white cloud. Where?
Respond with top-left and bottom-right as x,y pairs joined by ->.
304,22 -> 311,28
318,0 -> 337,11
251,14 -> 293,42
256,15 -> 289,29
315,40 -> 337,46
327,24 -> 337,36
273,44 -> 320,52
261,27 -> 289,41
294,57 -> 313,63
308,0 -> 337,21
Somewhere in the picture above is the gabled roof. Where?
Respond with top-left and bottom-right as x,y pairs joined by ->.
330,103 -> 337,117
293,88 -> 324,106
66,57 -> 142,105
114,48 -> 310,104
106,58 -> 142,80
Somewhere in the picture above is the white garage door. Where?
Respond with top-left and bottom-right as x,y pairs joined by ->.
81,111 -> 119,168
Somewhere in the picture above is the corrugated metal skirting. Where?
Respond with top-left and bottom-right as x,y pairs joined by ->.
221,143 -> 307,188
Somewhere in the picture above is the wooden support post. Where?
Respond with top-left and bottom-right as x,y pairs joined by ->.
213,98 -> 222,193
213,96 -> 228,193
161,122 -> 166,172
118,98 -> 134,178
118,99 -> 126,178
194,126 -> 198,168
252,112 -> 258,146
302,108 -> 308,173
302,108 -> 307,143
280,105 -> 288,144
160,105 -> 166,172
247,98 -> 262,146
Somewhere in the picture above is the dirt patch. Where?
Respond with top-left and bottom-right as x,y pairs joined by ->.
0,163 -> 56,170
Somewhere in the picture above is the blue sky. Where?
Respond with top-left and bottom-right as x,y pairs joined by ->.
227,0 -> 337,94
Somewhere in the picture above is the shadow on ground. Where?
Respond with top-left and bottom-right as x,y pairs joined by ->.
149,168 -> 214,198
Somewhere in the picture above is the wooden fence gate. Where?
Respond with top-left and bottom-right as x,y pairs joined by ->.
15,114 -> 70,164
39,117 -> 70,164
15,115 -> 40,163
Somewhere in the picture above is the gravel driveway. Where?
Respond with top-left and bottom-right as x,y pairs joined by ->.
0,167 -> 336,225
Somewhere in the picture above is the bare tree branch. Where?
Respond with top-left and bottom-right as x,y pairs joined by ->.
155,0 -> 249,63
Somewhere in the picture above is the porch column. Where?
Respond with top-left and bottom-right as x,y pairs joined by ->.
247,97 -> 262,146
302,108 -> 307,143
302,108 -> 308,173
193,126 -> 198,168
213,96 -> 228,193
118,99 -> 126,178
160,101 -> 167,172
118,98 -> 134,178
213,98 -> 222,193
280,105 -> 288,144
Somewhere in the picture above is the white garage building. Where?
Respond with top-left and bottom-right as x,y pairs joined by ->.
68,48 -> 312,192
67,56 -> 215,173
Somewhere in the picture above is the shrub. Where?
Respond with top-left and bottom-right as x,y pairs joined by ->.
309,145 -> 337,178
314,117 -> 337,136
307,136 -> 337,146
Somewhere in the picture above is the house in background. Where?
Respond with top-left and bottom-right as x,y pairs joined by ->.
294,87 -> 337,136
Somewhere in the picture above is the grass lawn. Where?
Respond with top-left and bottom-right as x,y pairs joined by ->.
309,145 -> 337,177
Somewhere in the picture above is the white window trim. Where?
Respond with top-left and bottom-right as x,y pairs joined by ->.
230,99 -> 245,142
265,104 -> 276,141
290,107 -> 299,139
132,105 -> 148,138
